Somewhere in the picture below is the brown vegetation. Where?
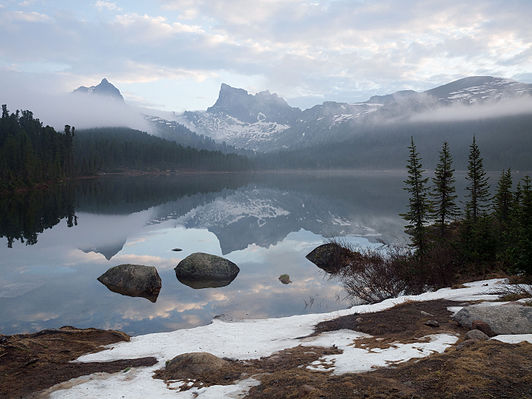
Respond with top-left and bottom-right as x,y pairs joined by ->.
245,340 -> 532,399
0,326 -> 157,398
154,299 -> 532,398
312,299 -> 462,347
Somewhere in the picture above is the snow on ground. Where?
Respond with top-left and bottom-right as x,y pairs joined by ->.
49,279 -> 509,398
305,331 -> 458,374
492,334 -> 532,344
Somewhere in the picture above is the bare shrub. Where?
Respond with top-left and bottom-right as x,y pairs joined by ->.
329,238 -> 463,304
333,247 -> 411,304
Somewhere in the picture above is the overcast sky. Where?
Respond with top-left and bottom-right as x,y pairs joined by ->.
0,0 -> 531,111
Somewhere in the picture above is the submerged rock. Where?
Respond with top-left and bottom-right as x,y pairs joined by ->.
453,304 -> 532,335
305,243 -> 353,273
175,253 -> 239,289
164,352 -> 230,379
97,264 -> 161,302
279,274 -> 291,284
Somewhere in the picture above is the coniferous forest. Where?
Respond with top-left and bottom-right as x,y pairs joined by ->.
73,128 -> 250,176
0,106 -> 74,190
402,137 -> 532,283
0,106 -> 251,191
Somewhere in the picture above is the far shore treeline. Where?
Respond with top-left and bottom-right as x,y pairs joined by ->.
1,105 -> 532,193
0,106 -> 251,191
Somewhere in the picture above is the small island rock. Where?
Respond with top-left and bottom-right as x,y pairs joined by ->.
279,274 -> 291,284
175,253 -> 239,289
97,264 -> 161,303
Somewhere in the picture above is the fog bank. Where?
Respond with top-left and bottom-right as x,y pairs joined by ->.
1,78 -> 149,132
410,96 -> 532,123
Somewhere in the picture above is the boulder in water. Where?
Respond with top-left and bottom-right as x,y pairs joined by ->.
97,264 -> 161,302
305,243 -> 353,273
175,253 -> 239,289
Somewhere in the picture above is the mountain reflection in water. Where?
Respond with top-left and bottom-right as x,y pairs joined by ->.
0,171 -> 414,336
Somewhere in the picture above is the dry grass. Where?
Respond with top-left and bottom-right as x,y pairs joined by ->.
245,340 -> 532,399
0,327 -> 157,398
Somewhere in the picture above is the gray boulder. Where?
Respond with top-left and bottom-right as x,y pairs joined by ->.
453,304 -> 532,335
175,253 -> 239,289
97,264 -> 161,302
164,352 -> 230,378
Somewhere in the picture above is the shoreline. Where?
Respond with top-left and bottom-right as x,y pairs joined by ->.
2,279 -> 531,398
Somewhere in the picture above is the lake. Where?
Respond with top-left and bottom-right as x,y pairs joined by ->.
0,170 -> 417,336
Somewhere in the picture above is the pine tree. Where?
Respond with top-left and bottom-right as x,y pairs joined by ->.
465,136 -> 490,222
430,142 -> 459,236
493,168 -> 513,225
515,176 -> 532,275
401,137 -> 430,255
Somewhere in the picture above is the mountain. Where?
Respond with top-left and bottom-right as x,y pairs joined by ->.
172,76 -> 532,152
207,83 -> 301,124
73,78 -> 124,102
174,84 -> 301,151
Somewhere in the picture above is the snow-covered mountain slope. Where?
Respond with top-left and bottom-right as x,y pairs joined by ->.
425,76 -> 532,105
145,115 -> 233,152
150,76 -> 532,153
175,110 -> 290,151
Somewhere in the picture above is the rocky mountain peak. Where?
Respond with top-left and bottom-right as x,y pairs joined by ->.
207,83 -> 300,124
73,78 -> 124,102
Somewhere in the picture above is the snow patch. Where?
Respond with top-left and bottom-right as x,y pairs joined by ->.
491,334 -> 532,344
306,332 -> 458,374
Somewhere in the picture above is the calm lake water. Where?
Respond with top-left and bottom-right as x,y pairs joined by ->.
1,170 -> 420,336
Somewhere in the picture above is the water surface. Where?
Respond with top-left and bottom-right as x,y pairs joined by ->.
0,171 -> 412,335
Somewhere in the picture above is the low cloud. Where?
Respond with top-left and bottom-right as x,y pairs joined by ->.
1,76 -> 149,132
410,96 -> 532,123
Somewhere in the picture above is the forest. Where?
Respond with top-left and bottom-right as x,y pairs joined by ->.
0,106 -> 251,191
73,128 -> 251,175
0,106 -> 74,190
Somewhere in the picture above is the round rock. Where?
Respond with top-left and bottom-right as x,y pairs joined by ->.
164,352 -> 230,379
175,253 -> 239,289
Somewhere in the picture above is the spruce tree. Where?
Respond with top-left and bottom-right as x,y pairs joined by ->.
430,142 -> 459,236
465,136 -> 490,222
493,168 -> 513,225
402,137 -> 430,255
516,176 -> 532,275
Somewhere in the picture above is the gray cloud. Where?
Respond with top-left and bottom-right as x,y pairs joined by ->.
0,0 -> 530,110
